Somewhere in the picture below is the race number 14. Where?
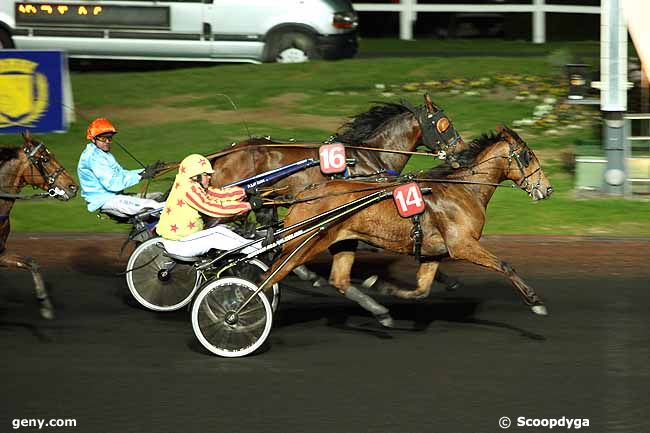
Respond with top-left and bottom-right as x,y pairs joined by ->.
319,143 -> 346,174
393,183 -> 425,217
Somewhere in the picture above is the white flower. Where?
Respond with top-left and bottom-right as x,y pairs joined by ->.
513,119 -> 535,126
544,97 -> 557,104
381,92 -> 395,97
375,84 -> 386,90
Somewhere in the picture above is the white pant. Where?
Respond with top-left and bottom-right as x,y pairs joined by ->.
161,225 -> 261,258
101,194 -> 162,217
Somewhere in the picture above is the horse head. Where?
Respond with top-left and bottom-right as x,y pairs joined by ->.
405,94 -> 464,165
21,131 -> 78,200
496,125 -> 553,201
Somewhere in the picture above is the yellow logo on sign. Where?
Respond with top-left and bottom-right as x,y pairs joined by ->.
0,58 -> 49,128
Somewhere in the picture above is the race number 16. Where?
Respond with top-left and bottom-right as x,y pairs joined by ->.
393,183 -> 425,217
319,143 -> 346,174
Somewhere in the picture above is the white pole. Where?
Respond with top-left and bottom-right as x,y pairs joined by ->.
400,0 -> 415,40
601,0 -> 629,195
601,0 -> 628,111
532,0 -> 546,44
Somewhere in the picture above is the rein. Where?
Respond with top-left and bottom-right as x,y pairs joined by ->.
266,175 -> 516,207
0,191 -> 52,200
152,142 -> 442,179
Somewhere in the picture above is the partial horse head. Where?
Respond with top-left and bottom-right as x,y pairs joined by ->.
425,125 -> 553,201
496,125 -> 553,201
21,131 -> 77,200
335,94 -> 464,158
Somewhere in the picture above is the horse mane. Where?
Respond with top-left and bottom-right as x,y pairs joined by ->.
334,102 -> 413,145
423,131 -> 501,178
0,147 -> 20,163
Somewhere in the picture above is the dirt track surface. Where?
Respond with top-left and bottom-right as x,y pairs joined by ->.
2,234 -> 649,433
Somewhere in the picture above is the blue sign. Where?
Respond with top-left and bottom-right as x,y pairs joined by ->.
0,50 -> 67,133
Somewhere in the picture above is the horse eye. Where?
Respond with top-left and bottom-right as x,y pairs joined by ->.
42,157 -> 49,163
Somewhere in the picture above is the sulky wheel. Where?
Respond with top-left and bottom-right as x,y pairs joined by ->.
216,258 -> 280,313
126,237 -> 199,311
191,277 -> 272,358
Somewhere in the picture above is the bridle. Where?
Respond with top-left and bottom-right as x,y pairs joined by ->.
446,134 -> 545,197
23,140 -> 67,197
407,104 -> 462,162
507,141 -> 543,196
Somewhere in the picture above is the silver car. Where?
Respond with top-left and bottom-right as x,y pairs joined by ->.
0,0 -> 358,63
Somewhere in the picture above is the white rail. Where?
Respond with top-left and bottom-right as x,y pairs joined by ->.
352,1 -> 601,42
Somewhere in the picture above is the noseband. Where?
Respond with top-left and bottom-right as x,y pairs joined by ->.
24,141 -> 66,195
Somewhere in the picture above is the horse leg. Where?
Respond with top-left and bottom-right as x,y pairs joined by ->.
385,261 -> 439,299
448,240 -> 547,315
292,265 -> 328,287
330,250 -> 394,328
434,270 -> 462,291
0,253 -> 54,319
291,239 -> 363,288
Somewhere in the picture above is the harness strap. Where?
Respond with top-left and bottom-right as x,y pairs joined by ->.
410,214 -> 423,263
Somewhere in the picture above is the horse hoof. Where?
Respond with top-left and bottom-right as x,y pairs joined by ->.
531,304 -> 548,316
375,313 -> 394,328
445,281 -> 462,292
40,307 -> 55,320
361,275 -> 379,289
312,277 -> 328,288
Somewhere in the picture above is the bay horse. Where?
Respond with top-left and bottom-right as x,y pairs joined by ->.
1,131 -> 78,319
211,95 -> 468,288
261,126 -> 553,327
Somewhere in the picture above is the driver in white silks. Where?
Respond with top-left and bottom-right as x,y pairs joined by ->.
156,154 -> 262,257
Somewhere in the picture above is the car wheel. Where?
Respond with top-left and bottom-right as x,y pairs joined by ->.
0,29 -> 14,49
268,32 -> 320,64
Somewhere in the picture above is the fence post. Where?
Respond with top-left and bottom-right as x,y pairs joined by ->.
532,0 -> 546,43
400,0 -> 415,40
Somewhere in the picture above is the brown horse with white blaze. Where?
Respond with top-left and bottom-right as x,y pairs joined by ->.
262,126 -> 553,327
0,132 -> 78,319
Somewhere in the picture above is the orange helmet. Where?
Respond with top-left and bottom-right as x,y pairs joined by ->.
86,118 -> 117,140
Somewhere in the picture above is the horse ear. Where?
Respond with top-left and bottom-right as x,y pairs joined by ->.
22,129 -> 32,143
423,93 -> 438,113
496,124 -> 522,144
496,124 -> 510,140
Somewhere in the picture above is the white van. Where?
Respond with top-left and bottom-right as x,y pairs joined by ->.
0,0 -> 358,63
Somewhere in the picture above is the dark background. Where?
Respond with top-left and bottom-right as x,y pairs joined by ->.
354,0 -> 600,40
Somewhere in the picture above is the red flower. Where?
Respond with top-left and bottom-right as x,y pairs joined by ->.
177,199 -> 185,207
170,224 -> 178,232
165,208 -> 172,215
188,221 -> 196,229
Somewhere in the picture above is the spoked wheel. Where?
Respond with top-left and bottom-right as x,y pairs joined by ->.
191,277 -> 272,357
216,259 -> 280,313
126,237 -> 199,311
